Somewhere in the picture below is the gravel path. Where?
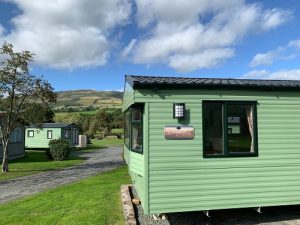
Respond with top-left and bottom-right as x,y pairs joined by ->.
0,147 -> 123,204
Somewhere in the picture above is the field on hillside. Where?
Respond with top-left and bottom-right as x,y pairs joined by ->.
51,90 -> 123,110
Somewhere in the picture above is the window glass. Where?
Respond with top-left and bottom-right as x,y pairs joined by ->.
65,129 -> 71,139
203,101 -> 257,157
28,130 -> 34,137
131,124 -> 143,152
228,104 -> 254,153
203,103 -> 224,155
124,110 -> 130,147
124,106 -> 143,153
131,108 -> 142,122
47,130 -> 53,139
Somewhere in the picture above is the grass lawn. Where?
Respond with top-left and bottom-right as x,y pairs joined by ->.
0,166 -> 130,225
112,128 -> 123,134
0,138 -> 124,181
79,138 -> 123,153
0,150 -> 83,181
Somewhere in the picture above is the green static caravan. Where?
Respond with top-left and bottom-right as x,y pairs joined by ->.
122,75 -> 300,215
0,127 -> 25,160
25,123 -> 79,149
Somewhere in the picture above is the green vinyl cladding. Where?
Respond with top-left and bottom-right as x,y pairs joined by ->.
123,102 -> 149,212
122,82 -> 135,112
124,86 -> 300,215
25,128 -> 62,148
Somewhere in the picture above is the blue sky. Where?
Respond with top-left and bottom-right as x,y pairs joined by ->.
0,0 -> 300,91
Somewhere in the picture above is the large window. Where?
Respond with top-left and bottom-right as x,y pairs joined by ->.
124,106 -> 143,153
203,101 -> 258,157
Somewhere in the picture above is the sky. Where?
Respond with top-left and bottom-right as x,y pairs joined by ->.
0,0 -> 300,91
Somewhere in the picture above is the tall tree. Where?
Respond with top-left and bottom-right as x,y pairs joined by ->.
24,103 -> 55,123
0,42 -> 56,172
89,110 -> 113,139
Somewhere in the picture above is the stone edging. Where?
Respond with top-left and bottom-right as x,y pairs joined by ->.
121,184 -> 137,225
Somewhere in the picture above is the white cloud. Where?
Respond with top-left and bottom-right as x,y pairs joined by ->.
242,69 -> 271,79
1,0 -> 131,69
0,24 -> 5,35
123,0 -> 291,72
121,39 -> 136,59
250,52 -> 278,67
288,39 -> 300,49
261,8 -> 291,30
104,88 -> 123,92
242,69 -> 300,80
250,39 -> 300,67
169,48 -> 235,73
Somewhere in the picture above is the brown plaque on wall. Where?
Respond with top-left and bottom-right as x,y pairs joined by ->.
164,126 -> 195,140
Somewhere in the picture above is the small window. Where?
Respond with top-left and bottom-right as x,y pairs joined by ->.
124,106 -> 143,154
28,130 -> 34,138
124,110 -> 130,147
203,101 -> 258,157
65,129 -> 71,139
47,130 -> 53,139
131,108 -> 142,122
131,124 -> 143,151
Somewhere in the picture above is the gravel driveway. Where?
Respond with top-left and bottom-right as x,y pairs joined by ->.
0,147 -> 123,204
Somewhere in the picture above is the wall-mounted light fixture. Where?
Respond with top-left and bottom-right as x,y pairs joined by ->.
173,103 -> 185,119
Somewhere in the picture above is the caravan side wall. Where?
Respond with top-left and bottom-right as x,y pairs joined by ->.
134,88 -> 300,214
25,128 -> 62,148
0,127 -> 25,160
123,104 -> 149,212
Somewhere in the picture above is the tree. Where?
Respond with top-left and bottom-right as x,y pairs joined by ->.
111,108 -> 123,129
0,42 -> 56,172
24,103 -> 55,123
89,110 -> 113,139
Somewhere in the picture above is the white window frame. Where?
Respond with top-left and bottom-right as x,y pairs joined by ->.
28,130 -> 34,138
47,130 -> 53,139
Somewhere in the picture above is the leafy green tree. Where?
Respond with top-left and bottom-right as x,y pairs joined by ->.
24,103 -> 55,123
0,42 -> 56,172
111,108 -> 123,129
89,110 -> 113,139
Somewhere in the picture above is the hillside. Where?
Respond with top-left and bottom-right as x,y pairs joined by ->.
51,90 -> 123,111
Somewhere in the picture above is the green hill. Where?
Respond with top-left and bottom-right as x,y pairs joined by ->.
51,90 -> 123,111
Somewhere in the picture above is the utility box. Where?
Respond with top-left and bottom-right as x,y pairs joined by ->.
78,135 -> 87,148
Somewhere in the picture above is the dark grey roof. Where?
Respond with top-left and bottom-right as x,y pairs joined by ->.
27,123 -> 76,128
126,75 -> 300,91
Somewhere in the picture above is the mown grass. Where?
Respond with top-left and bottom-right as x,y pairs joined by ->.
0,166 -> 130,225
0,150 -> 83,181
78,138 -> 123,153
0,138 -> 124,181
111,128 -> 123,134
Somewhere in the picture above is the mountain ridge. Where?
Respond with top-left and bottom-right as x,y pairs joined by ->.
52,89 -> 123,110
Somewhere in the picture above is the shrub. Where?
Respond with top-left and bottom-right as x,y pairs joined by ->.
93,133 -> 103,140
49,139 -> 72,161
